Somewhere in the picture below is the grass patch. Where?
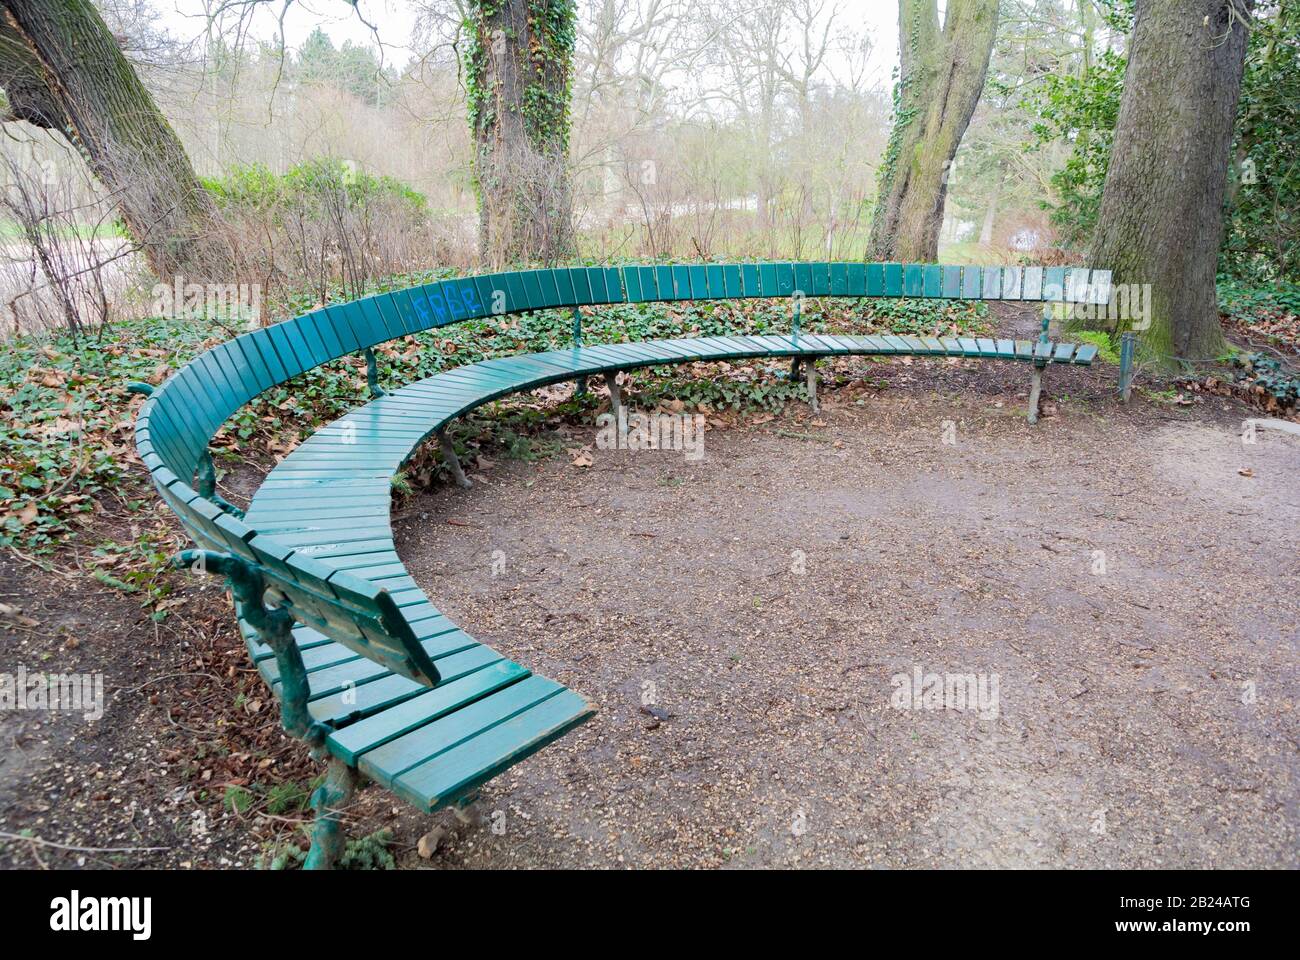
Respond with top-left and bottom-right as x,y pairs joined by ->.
1073,330 -> 1121,364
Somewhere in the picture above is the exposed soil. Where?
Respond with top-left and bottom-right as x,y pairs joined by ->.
2,306 -> 1296,869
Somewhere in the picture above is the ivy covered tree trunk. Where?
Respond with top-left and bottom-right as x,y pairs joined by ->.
866,0 -> 998,262
465,0 -> 576,267
0,0 -> 229,282
1087,0 -> 1253,365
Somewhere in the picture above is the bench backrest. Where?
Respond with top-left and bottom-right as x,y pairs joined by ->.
137,261 -> 1111,686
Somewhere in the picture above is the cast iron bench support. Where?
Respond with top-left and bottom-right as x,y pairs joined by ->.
365,347 -> 386,398
174,549 -> 355,869
604,370 -> 622,419
438,426 -> 472,489
573,308 -> 587,396
1027,305 -> 1052,425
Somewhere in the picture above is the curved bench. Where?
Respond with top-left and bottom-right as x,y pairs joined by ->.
132,261 -> 1107,867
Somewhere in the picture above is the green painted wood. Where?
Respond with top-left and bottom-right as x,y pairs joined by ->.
655,265 -> 676,299
689,265 -> 709,299
722,264 -> 743,297
941,265 -> 961,298
848,262 -> 868,296
793,262 -> 811,295
359,674 -> 565,787
329,659 -> 532,765
538,270 -> 563,308
773,262 -> 795,296
1044,267 -> 1066,301
623,266 -> 644,301
923,265 -> 942,297
391,689 -> 593,811
904,263 -> 924,296
1002,267 -> 1023,300
1074,342 -> 1099,364
594,265 -> 618,301
829,263 -> 848,296
883,263 -> 902,295
1023,266 -> 1044,301
520,271 -> 546,309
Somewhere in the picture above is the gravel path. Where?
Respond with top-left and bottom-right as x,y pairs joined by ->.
390,366 -> 1299,869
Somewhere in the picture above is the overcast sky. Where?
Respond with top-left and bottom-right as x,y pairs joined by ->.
151,0 -> 903,92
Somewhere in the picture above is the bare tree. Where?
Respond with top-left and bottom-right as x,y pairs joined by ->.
867,0 -> 999,262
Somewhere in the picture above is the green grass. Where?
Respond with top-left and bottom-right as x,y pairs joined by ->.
1073,330 -> 1120,364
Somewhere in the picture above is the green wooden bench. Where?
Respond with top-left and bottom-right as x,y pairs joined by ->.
131,261 -> 1107,867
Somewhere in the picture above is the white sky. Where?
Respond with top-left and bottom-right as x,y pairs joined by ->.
152,0 -> 903,91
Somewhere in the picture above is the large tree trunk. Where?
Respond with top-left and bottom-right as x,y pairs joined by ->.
1087,0 -> 1253,364
465,0 -> 576,268
867,0 -> 999,262
0,0 -> 228,282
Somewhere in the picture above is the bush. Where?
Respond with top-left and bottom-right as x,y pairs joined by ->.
204,159 -> 466,317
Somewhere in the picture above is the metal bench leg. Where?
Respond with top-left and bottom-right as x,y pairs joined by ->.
364,347 -> 386,398
573,308 -> 586,396
437,426 -> 472,489
604,370 -> 622,419
1027,364 -> 1045,424
1028,304 -> 1051,425
1117,331 -> 1136,403
789,357 -> 803,382
305,756 -> 359,870
806,361 -> 819,414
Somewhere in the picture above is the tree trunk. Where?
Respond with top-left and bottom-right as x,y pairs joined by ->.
0,0 -> 229,282
867,0 -> 999,262
1087,0 -> 1253,365
979,169 -> 1002,245
466,0 -> 576,268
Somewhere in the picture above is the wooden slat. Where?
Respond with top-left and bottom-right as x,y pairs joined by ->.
390,689 -> 594,811
329,659 -> 531,764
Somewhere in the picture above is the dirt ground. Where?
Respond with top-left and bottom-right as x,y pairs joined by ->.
2,312 -> 1297,869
